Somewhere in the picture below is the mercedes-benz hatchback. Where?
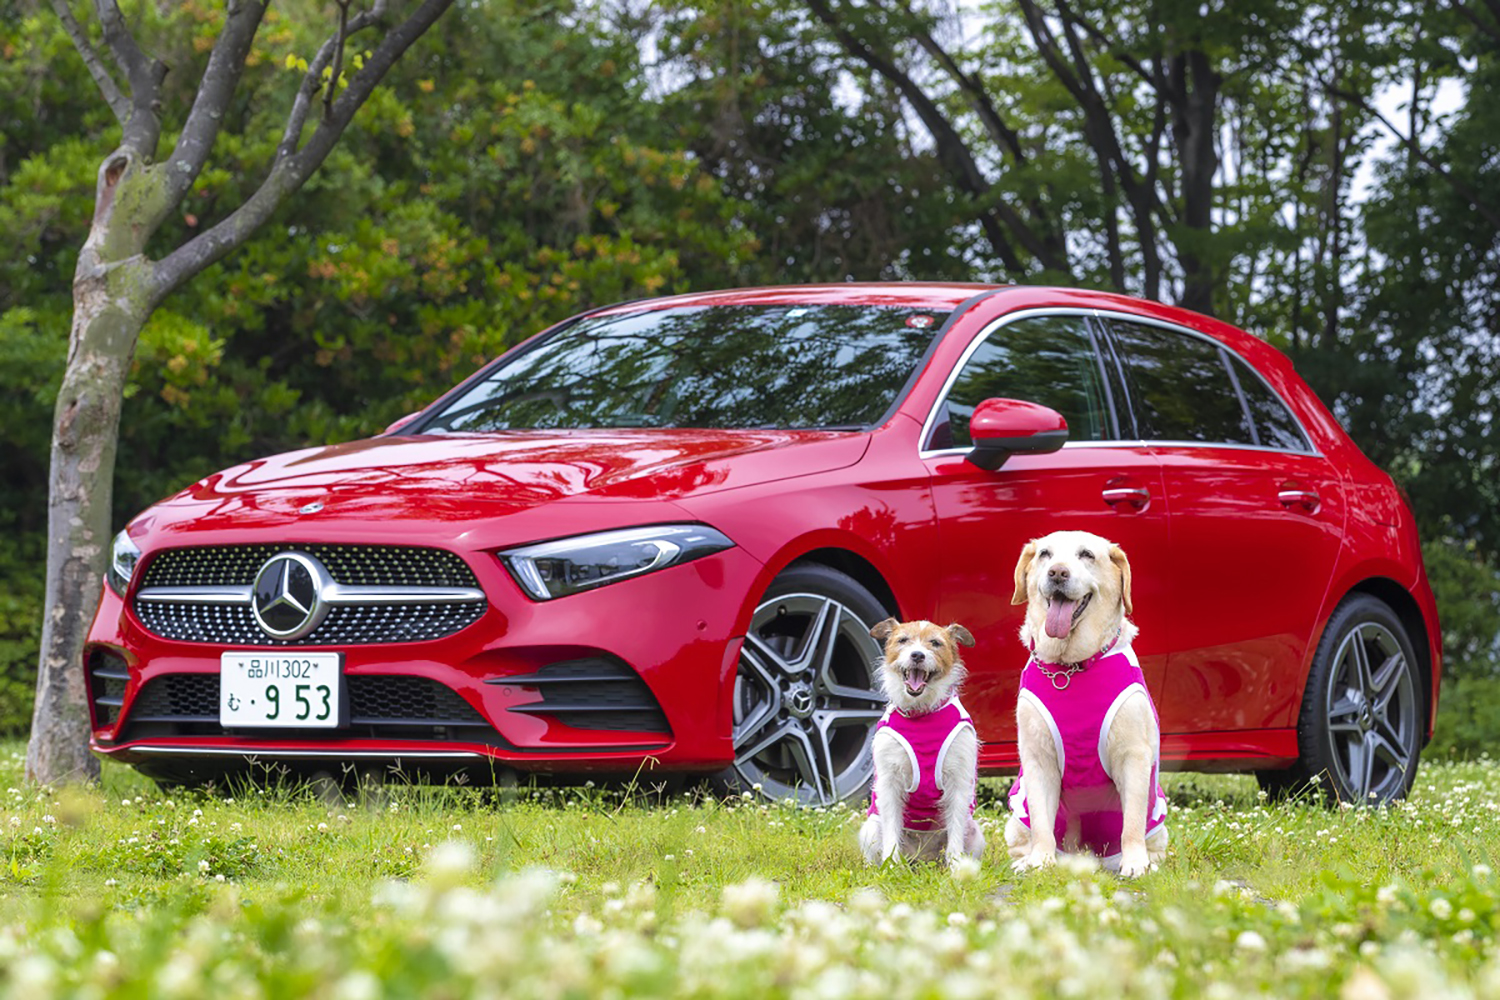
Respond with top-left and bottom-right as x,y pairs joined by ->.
87,284 -> 1441,805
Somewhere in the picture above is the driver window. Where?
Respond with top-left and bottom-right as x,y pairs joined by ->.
930,314 -> 1113,449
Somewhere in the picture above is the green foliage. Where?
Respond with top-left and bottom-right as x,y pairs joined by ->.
1428,675 -> 1500,761
2,0 -> 1499,752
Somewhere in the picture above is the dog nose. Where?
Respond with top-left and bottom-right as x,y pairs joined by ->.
1047,564 -> 1070,582
909,649 -> 925,664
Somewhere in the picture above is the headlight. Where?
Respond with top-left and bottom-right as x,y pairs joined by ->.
108,529 -> 142,596
501,524 -> 735,601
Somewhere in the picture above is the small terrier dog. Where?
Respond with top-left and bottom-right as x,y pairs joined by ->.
859,618 -> 986,868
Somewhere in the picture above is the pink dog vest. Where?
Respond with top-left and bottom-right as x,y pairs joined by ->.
868,699 -> 976,831
1008,641 -> 1168,861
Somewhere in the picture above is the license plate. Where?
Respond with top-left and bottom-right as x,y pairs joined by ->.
220,652 -> 343,728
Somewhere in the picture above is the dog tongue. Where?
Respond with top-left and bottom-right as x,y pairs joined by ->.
1044,598 -> 1077,639
906,672 -> 928,693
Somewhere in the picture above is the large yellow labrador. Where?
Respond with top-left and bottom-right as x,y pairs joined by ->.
1004,530 -> 1169,877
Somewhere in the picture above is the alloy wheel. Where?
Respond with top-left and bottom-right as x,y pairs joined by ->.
729,592 -> 886,805
1323,621 -> 1419,804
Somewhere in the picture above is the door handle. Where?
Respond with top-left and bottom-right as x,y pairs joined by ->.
1102,487 -> 1150,510
1278,489 -> 1321,513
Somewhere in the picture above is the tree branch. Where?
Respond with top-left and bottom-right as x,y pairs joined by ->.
152,0 -> 452,303
93,0 -> 168,154
806,0 -> 1069,274
1450,0 -> 1500,46
1329,81 -> 1500,231
281,0 -> 390,159
47,0 -> 130,123
161,0 -> 271,210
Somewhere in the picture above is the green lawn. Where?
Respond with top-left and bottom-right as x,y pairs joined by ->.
1,748 -> 1497,997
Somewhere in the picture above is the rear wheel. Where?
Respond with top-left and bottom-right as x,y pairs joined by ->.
712,563 -> 890,805
1259,594 -> 1424,805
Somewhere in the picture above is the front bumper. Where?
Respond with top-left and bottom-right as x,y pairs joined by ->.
88,543 -> 763,777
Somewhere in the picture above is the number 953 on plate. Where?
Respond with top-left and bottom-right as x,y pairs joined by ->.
219,652 -> 344,728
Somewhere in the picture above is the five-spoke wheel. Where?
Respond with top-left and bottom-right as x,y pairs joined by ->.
713,564 -> 888,805
1260,594 -> 1424,805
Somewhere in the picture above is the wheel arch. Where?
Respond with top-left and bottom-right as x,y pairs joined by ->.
787,547 -> 901,620
1344,577 -> 1438,739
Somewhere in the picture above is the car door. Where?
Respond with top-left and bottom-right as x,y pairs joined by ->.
920,311 -> 1169,761
1103,316 -> 1346,736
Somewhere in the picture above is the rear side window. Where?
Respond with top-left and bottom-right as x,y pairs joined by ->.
1108,321 -> 1254,445
1226,354 -> 1311,451
932,314 -> 1113,449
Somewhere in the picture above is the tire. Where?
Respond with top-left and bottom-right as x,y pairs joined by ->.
711,563 -> 891,806
1262,594 -> 1424,806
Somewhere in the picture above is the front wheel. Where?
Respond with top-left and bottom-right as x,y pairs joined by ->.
1262,594 -> 1424,805
712,563 -> 890,806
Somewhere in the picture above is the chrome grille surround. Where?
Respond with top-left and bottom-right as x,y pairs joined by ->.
133,545 -> 488,645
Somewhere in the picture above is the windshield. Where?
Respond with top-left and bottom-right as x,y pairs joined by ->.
418,304 -> 948,432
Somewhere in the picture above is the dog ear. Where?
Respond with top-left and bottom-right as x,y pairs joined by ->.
1110,544 -> 1133,616
869,617 -> 899,641
1010,541 -> 1037,605
947,623 -> 975,648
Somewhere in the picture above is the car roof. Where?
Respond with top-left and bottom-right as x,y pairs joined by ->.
588,283 -> 1005,315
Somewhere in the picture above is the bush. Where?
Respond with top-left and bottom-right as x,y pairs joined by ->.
1427,674 -> 1500,761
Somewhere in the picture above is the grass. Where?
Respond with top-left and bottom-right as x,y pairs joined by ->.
1,747 -> 1498,996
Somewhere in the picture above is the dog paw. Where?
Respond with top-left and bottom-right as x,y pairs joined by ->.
1117,851 -> 1151,878
1012,849 -> 1057,872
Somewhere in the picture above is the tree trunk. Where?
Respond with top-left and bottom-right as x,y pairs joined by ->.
27,150 -> 159,785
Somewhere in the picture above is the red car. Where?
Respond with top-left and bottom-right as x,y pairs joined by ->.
87,284 -> 1440,805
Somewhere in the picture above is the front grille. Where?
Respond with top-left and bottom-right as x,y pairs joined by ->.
118,673 -> 505,745
88,648 -> 130,726
134,600 -> 486,646
488,657 -> 671,735
133,544 -> 487,645
141,545 -> 475,588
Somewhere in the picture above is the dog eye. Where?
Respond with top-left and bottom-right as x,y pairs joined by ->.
897,635 -> 911,644
1038,549 -> 1051,560
929,638 -> 943,648
1079,548 -> 1095,561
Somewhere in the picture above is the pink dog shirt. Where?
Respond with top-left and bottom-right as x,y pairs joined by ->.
1008,640 -> 1168,861
868,699 -> 976,831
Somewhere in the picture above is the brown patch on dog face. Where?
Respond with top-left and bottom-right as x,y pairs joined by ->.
1011,541 -> 1037,605
1109,544 -> 1133,615
876,619 -> 970,702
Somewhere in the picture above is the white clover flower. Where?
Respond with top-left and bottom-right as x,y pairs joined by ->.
1359,941 -> 1380,958
950,855 -> 981,882
424,840 -> 476,888
317,822 -> 329,832
1340,967 -> 1390,1000
331,971 -> 382,1000
1376,885 -> 1399,906
104,878 -> 117,887
947,912 -> 969,927
198,860 -> 210,873
573,913 -> 603,935
849,887 -> 885,916
1429,898 -> 1453,920
1474,863 -> 1492,878
1236,930 -> 1268,951
723,876 -> 779,928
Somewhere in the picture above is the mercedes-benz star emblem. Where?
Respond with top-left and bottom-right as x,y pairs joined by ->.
251,552 -> 333,640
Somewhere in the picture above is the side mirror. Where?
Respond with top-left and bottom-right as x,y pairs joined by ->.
382,412 -> 421,435
965,398 -> 1069,471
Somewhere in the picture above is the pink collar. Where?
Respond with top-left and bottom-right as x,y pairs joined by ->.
1028,629 -> 1122,671
892,693 -> 956,721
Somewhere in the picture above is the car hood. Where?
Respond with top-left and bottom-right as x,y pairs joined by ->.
138,429 -> 869,540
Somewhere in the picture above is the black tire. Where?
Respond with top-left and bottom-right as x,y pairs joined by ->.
711,563 -> 891,806
1261,594 -> 1424,806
